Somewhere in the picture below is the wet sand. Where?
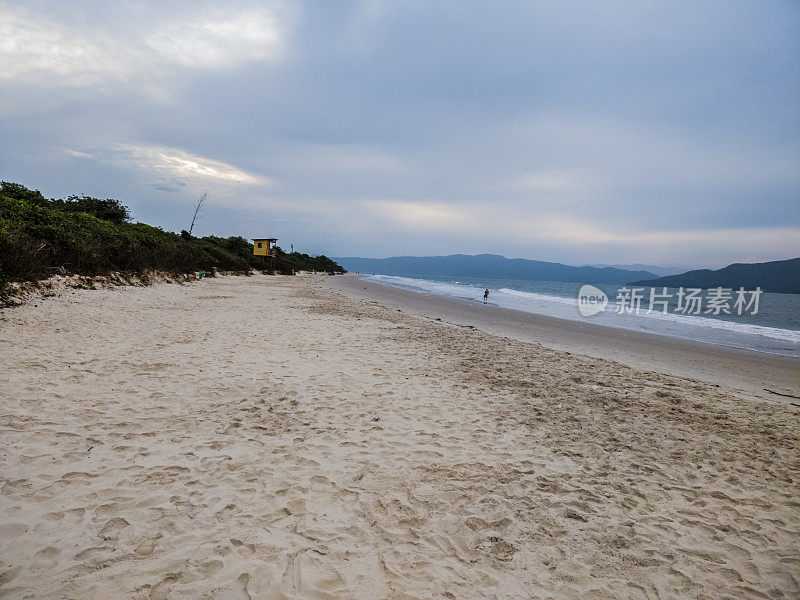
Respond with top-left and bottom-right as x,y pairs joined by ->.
326,274 -> 800,402
1,274 -> 798,599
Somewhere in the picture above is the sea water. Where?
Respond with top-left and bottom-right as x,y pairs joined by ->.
364,274 -> 800,358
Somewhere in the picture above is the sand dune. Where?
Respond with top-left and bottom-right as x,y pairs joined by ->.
1,275 -> 798,599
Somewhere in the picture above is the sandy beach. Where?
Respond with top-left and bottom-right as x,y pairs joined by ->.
1,274 -> 798,599
326,275 -> 800,403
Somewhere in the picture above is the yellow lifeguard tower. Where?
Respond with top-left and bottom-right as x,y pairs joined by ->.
253,238 -> 278,272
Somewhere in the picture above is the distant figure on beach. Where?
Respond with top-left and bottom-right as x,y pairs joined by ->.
484,289 -> 489,304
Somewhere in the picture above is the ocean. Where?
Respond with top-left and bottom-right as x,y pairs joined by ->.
363,274 -> 800,358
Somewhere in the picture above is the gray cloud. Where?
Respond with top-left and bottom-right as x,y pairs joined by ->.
1,0 -> 798,267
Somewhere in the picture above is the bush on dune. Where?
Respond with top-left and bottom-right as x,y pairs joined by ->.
201,235 -> 344,275
272,247 -> 344,275
0,181 -> 345,295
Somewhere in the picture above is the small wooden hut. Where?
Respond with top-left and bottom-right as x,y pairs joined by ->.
253,238 -> 278,272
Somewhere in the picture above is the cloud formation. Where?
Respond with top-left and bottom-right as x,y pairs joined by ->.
0,2 -> 287,96
1,0 -> 797,267
68,144 -> 266,185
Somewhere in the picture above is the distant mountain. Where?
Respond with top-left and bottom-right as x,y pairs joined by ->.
334,254 -> 657,284
632,258 -> 800,294
583,263 -> 687,277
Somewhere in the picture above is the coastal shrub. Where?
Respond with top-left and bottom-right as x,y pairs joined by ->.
272,248 -> 344,275
50,196 -> 131,224
200,234 -> 345,275
0,181 -> 345,296
0,182 -> 131,223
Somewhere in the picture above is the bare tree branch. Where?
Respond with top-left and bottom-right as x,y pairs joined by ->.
188,192 -> 206,235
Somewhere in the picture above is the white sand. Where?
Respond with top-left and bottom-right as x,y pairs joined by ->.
1,274 -> 798,599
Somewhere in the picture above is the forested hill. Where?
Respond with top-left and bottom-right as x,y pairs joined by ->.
334,253 -> 657,284
632,258 -> 800,294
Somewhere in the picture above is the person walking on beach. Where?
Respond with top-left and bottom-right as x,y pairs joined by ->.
484,288 -> 489,304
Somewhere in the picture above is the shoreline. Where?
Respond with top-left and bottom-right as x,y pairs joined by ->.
326,273 -> 800,402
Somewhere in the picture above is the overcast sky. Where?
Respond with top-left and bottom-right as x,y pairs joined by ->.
1,0 -> 798,268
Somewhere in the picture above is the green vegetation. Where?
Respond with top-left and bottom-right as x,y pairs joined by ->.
0,181 -> 345,297
201,235 -> 344,276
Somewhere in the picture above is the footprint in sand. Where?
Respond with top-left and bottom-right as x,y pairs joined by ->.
98,517 -> 129,540
134,534 -> 162,557
33,546 -> 61,569
283,551 -> 348,598
230,538 -> 256,556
